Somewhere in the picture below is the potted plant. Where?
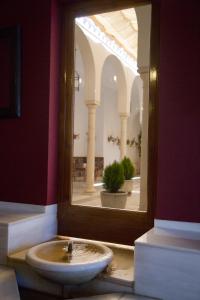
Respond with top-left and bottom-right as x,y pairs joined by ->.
121,157 -> 135,195
100,161 -> 128,209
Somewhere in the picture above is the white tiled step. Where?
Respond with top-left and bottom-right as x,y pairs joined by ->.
0,266 -> 20,300
134,228 -> 200,300
68,292 -> 159,299
0,204 -> 57,264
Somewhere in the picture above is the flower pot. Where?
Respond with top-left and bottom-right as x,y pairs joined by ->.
121,179 -> 134,195
100,191 -> 128,209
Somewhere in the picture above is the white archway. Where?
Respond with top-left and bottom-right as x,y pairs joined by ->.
99,54 -> 121,166
100,54 -> 129,161
75,25 -> 96,103
74,19 -> 142,191
75,25 -> 97,192
101,54 -> 128,115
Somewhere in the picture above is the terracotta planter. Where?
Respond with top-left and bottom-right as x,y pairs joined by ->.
100,191 -> 128,209
121,179 -> 134,195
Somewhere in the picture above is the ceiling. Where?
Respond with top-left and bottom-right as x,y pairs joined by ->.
91,8 -> 138,60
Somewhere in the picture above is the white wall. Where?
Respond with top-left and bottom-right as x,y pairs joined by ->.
101,57 -> 121,167
73,24 -> 142,174
73,47 -> 88,157
135,4 -> 151,68
127,76 -> 143,173
102,87 -> 120,167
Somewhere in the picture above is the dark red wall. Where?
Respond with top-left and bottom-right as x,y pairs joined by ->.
0,0 -> 59,205
0,0 -> 200,222
47,0 -> 59,204
156,0 -> 200,222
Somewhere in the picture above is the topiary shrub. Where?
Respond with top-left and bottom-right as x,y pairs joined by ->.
103,161 -> 125,193
121,157 -> 135,180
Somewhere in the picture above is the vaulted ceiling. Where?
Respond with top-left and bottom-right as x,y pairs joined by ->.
91,8 -> 138,60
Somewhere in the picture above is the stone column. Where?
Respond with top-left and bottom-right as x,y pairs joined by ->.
120,113 -> 128,160
138,66 -> 149,211
85,103 -> 97,193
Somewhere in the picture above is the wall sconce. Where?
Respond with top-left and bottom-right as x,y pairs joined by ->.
74,71 -> 80,91
150,67 -> 157,82
73,133 -> 80,140
107,135 -> 120,146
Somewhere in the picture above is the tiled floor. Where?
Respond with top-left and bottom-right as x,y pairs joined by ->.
72,178 -> 142,211
0,266 -> 20,300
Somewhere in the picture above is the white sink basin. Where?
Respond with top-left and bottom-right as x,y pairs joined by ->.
26,240 -> 113,284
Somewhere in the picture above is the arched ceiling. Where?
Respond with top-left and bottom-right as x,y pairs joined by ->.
91,8 -> 138,60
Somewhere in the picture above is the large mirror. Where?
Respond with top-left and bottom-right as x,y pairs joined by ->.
71,4 -> 151,212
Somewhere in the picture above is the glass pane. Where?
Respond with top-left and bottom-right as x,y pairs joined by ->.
72,5 -> 151,211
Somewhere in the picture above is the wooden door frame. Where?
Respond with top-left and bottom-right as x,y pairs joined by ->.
57,0 -> 160,245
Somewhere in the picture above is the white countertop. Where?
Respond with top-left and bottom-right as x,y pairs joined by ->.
135,227 -> 200,254
0,211 -> 44,225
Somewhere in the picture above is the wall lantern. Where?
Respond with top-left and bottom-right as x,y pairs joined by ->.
74,70 -> 80,91
150,67 -> 157,82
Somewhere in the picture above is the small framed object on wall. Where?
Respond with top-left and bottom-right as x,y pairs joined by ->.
0,25 -> 21,118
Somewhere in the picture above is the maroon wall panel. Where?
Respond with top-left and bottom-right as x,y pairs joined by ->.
47,0 -> 60,204
0,0 -> 52,205
156,0 -> 200,221
0,0 -> 200,220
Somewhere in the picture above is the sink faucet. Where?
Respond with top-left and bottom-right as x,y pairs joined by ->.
63,240 -> 73,255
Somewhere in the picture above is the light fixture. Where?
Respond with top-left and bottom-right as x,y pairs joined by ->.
150,68 -> 157,82
74,47 -> 81,92
74,70 -> 80,91
113,75 -> 117,82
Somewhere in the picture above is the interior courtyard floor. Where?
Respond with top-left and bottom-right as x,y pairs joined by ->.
72,177 -> 141,211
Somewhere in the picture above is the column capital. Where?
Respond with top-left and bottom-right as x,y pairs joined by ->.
138,66 -> 150,82
138,66 -> 150,89
137,65 -> 149,75
85,99 -> 99,107
119,112 -> 129,119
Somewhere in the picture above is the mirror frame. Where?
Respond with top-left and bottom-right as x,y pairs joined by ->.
57,0 -> 160,245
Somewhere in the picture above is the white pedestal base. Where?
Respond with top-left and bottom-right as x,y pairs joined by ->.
134,221 -> 200,300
